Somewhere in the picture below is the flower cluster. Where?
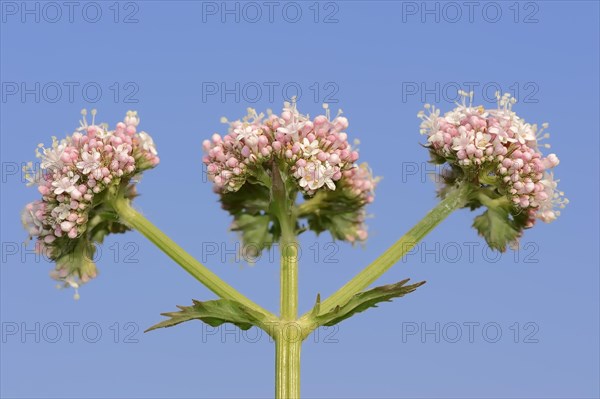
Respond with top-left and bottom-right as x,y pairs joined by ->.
22,110 -> 159,297
203,102 -> 363,195
419,91 -> 567,250
203,101 -> 378,245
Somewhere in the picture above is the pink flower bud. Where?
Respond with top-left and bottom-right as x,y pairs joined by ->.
70,190 -> 82,200
543,153 -> 560,169
60,221 -> 74,232
334,117 -> 349,130
226,158 -> 239,168
525,182 -> 535,193
314,115 -> 327,125
329,153 -> 340,165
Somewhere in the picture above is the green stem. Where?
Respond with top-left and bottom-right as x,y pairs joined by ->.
279,215 -> 298,321
275,331 -> 301,399
271,164 -> 301,399
112,198 -> 276,321
302,185 -> 469,323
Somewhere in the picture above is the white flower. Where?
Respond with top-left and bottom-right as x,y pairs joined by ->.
36,137 -> 66,171
76,150 -> 101,174
474,132 -> 492,149
277,120 -> 305,141
277,100 -> 307,141
537,173 -> 568,223
138,132 -> 157,155
114,144 -> 133,163
444,110 -> 463,126
296,161 -> 326,191
21,203 -> 44,236
51,203 -> 71,221
95,126 -> 113,139
52,174 -> 79,195
234,125 -> 259,142
510,120 -> 536,144
427,130 -> 445,147
452,130 -> 472,152
487,124 -> 511,143
300,138 -> 320,158
322,162 -> 336,190
418,104 -> 440,135
124,111 -> 140,127
23,162 -> 43,187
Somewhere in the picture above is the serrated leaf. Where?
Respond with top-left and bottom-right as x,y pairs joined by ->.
145,299 -> 269,333
221,182 -> 271,215
312,279 -> 426,327
301,185 -> 367,241
472,206 -> 526,252
220,182 -> 281,255
230,213 -> 275,256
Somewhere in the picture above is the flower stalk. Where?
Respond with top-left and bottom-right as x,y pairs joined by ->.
301,185 -> 470,327
275,333 -> 301,399
111,197 -> 276,321
271,163 -> 301,398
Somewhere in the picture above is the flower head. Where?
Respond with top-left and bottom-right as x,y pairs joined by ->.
22,110 -> 159,298
418,91 -> 567,251
203,100 -> 378,248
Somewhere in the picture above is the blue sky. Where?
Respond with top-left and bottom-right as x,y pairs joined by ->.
1,1 -> 599,398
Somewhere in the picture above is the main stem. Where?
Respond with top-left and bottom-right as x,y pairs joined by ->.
272,165 -> 301,399
112,198 -> 275,321
303,185 -> 470,322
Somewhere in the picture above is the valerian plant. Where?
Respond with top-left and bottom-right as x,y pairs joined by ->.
22,93 -> 567,398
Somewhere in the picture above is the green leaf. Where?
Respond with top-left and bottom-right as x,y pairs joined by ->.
311,279 -> 426,327
230,213 -> 275,257
472,206 -> 527,252
220,182 -> 280,256
145,298 -> 270,333
221,181 -> 272,215
300,185 -> 367,241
